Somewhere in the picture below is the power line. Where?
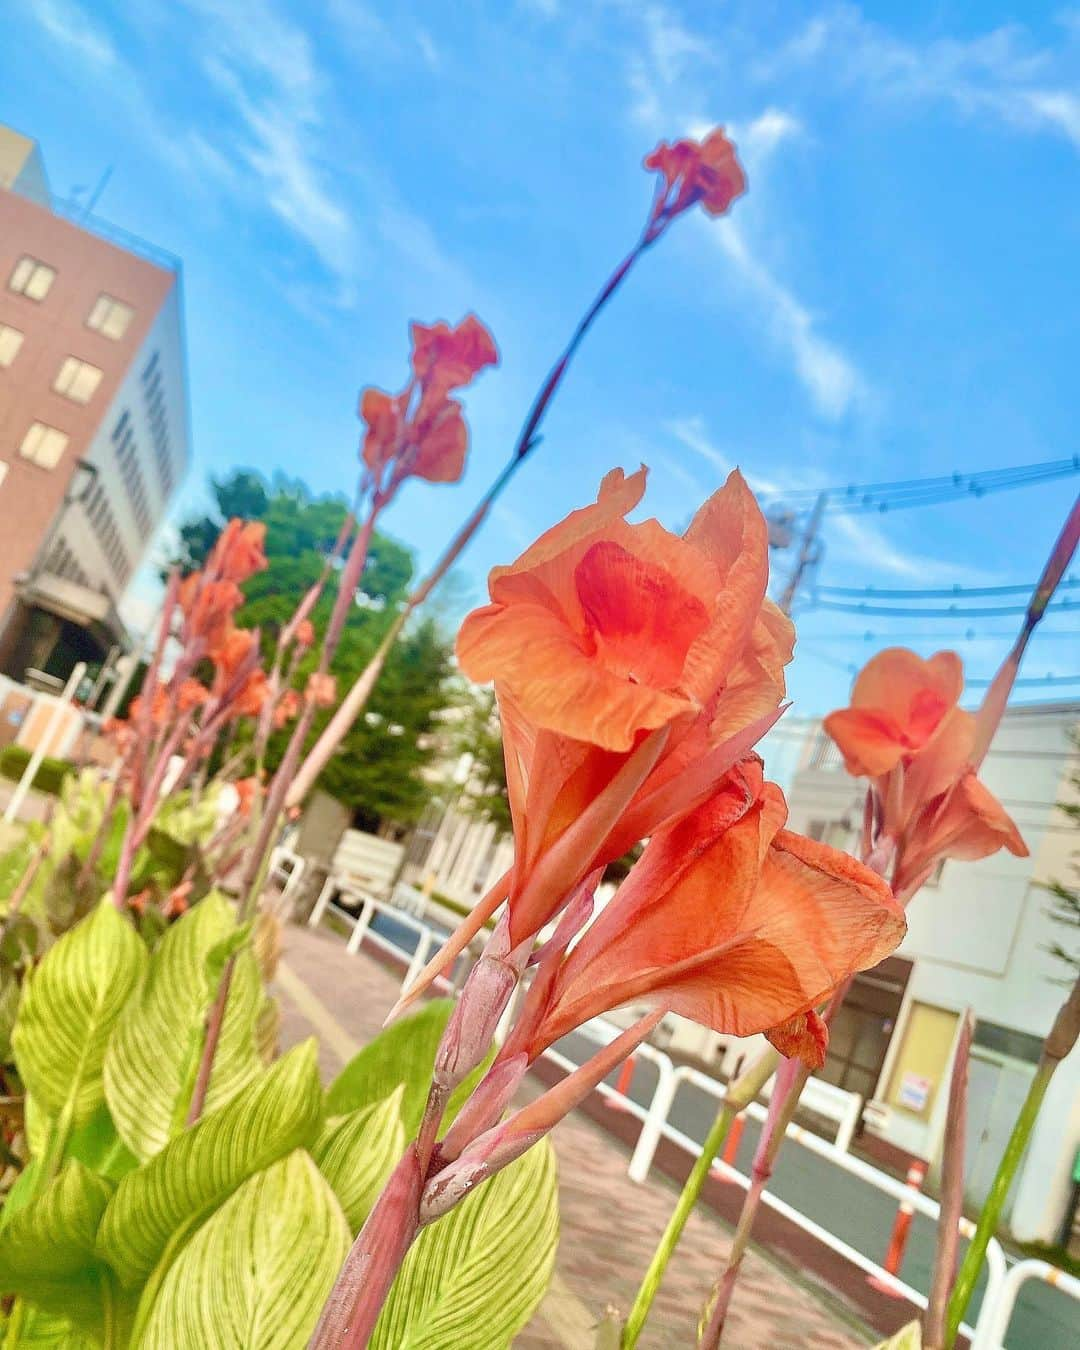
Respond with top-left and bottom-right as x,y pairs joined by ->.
806,598 -> 1077,618
813,578 -> 1080,600
795,629 -> 1080,643
759,455 -> 1080,516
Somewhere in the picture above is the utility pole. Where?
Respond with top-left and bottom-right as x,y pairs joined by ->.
777,491 -> 827,616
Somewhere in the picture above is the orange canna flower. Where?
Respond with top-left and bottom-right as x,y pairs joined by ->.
295,618 -> 316,649
515,761 -> 905,1068
179,573 -> 244,654
453,465 -> 793,948
360,314 -> 496,493
273,687 -> 302,729
210,518 -> 269,584
410,314 -> 499,396
307,672 -> 337,708
644,129 -> 746,223
234,776 -> 259,816
177,678 -> 209,713
824,647 -> 1027,902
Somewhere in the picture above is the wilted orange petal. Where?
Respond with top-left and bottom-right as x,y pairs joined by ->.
765,1009 -> 829,1069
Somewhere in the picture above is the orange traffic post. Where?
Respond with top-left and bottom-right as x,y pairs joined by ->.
605,1055 -> 637,1111
867,1159 -> 928,1295
710,1110 -> 747,1181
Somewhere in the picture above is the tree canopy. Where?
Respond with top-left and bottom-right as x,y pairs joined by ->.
172,470 -> 453,829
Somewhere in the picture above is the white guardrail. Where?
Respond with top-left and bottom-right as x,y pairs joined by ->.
306,883 -> 1076,1350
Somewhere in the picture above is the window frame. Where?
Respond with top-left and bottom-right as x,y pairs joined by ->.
53,356 -> 105,406
8,255 -> 57,302
19,422 -> 70,470
86,293 -> 135,341
0,323 -> 24,369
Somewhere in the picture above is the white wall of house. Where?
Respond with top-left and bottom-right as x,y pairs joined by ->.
784,701 -> 1079,1242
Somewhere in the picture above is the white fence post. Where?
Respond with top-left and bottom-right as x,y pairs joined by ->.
4,662 -> 86,824
307,876 -> 335,928
346,896 -> 375,955
402,930 -> 432,992
627,1058 -> 680,1184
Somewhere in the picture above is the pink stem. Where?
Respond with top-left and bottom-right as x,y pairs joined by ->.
925,1009 -> 974,1348
308,1146 -> 424,1350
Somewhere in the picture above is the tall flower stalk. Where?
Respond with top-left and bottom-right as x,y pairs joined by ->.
310,435 -> 907,1345
288,131 -> 748,807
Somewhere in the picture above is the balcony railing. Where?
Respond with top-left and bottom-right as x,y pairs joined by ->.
52,198 -> 180,273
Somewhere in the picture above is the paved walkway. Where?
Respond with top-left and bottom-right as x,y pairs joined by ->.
275,923 -> 870,1349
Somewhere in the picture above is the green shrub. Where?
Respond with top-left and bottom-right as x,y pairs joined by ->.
0,745 -> 74,797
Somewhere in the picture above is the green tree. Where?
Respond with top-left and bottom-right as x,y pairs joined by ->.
173,471 -> 451,828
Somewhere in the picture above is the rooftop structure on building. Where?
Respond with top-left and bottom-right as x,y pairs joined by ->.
0,123 -> 190,686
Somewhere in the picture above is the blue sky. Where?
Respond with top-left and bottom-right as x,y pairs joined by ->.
4,0 -> 1079,716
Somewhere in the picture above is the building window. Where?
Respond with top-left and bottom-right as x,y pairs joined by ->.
0,324 -> 24,368
19,422 -> 69,470
53,356 -> 104,405
9,255 -> 56,301
87,294 -> 134,340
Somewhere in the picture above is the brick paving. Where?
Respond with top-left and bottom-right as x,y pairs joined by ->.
275,922 -> 872,1350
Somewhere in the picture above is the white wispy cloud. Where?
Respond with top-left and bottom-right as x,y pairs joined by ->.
664,416 -> 786,496
711,217 -> 865,421
33,0 -> 117,67
182,0 -> 361,303
760,4 -> 1080,155
623,8 -> 867,422
828,514 -> 995,584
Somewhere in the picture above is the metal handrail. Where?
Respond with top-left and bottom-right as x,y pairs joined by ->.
625,1061 -> 1005,1344
972,1258 -> 1080,1350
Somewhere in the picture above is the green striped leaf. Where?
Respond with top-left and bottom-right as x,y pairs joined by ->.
0,1160 -> 113,1334
370,1141 -> 560,1349
136,1150 -> 349,1350
325,998 -> 488,1138
0,1307 -> 97,1348
312,1084 -> 406,1232
104,892 -> 264,1161
96,1039 -> 323,1288
13,900 -> 146,1132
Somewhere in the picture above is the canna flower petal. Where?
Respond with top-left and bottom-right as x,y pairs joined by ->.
824,648 -> 964,778
894,771 -> 1028,900
450,465 -> 793,951
410,313 -> 498,394
528,772 -> 905,1055
765,1009 -> 829,1070
212,519 -> 269,584
644,129 -> 746,219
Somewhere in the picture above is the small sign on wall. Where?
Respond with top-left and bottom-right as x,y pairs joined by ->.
897,1072 -> 933,1113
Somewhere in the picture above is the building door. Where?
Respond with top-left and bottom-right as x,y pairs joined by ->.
820,955 -> 913,1108
963,1049 -> 1037,1218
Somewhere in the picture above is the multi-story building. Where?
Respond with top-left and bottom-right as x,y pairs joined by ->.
777,702 -> 1079,1244
0,124 -> 189,682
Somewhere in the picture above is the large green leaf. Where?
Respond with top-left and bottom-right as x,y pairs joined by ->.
370,1141 -> 560,1349
312,1085 -> 406,1232
13,900 -> 146,1132
137,1149 -> 349,1350
104,892 -> 263,1161
0,1307 -> 97,1348
325,998 -> 488,1137
96,1039 -> 323,1288
0,1160 -> 113,1334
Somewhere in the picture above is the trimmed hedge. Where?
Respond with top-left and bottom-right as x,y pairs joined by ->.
0,744 -> 74,796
